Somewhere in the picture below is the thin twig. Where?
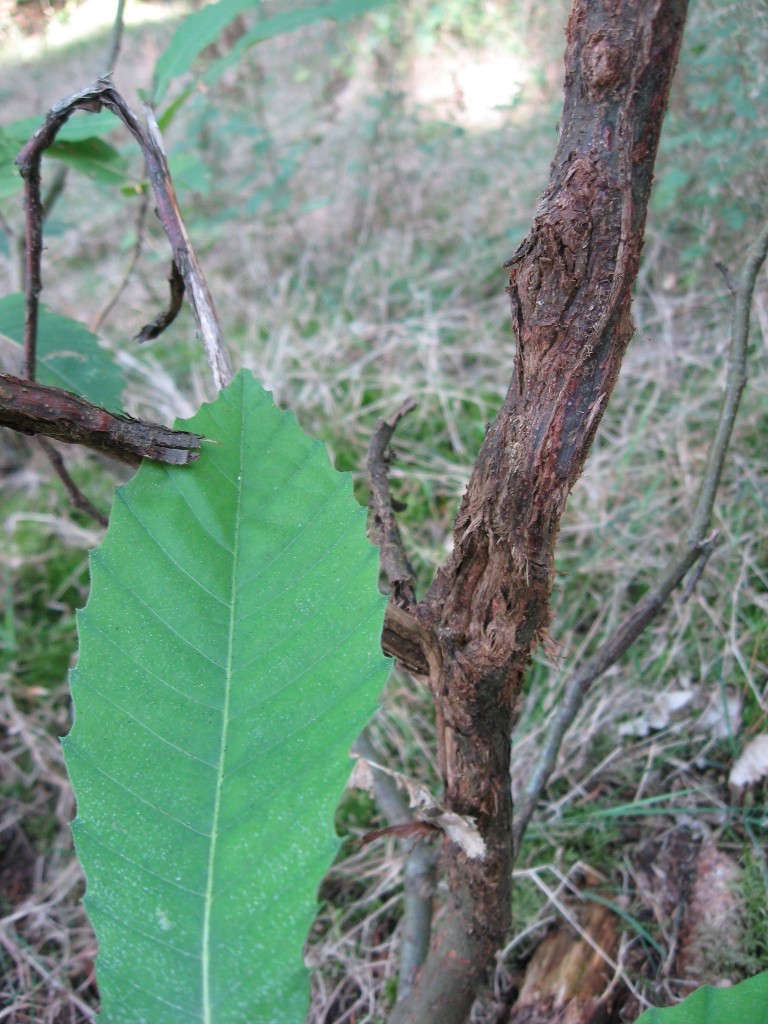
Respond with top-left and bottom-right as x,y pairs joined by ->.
17,132 -> 45,381
512,214 -> 768,860
36,438 -> 109,527
14,160 -> 68,312
681,530 -> 718,603
714,260 -> 737,296
104,0 -> 128,75
352,731 -> 438,1003
140,103 -> 232,388
90,188 -> 150,334
366,398 -> 418,610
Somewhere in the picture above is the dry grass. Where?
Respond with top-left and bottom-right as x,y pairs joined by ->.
1,0 -> 766,1021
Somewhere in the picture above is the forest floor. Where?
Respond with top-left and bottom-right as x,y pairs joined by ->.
1,1 -> 767,1022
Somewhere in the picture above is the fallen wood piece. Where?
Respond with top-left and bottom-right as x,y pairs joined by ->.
510,901 -> 621,1024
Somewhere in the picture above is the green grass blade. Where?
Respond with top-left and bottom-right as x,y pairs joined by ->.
63,370 -> 389,1023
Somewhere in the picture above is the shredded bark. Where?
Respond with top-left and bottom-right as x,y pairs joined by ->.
384,4 -> 690,1021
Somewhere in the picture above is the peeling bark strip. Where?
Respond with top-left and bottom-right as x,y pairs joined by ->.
0,374 -> 203,465
385,3 -> 689,1021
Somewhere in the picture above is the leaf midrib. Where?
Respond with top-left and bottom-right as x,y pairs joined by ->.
201,401 -> 245,1024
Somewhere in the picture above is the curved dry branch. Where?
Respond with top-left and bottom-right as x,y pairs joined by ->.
15,78 -> 233,391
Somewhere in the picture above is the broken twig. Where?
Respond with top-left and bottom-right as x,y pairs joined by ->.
366,397 -> 418,609
0,374 -> 203,466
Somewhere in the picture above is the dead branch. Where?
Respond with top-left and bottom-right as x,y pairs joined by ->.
135,260 -> 186,343
15,78 -> 233,390
367,400 -> 445,685
366,398 -> 418,610
0,373 -> 203,465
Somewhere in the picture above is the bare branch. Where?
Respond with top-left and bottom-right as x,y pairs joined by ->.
0,373 -> 203,466
352,731 -> 439,1003
140,103 -> 232,388
37,438 -> 109,527
512,213 -> 768,860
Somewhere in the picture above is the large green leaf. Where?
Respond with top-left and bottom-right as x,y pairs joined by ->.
202,0 -> 392,90
634,972 -> 768,1023
0,293 -> 124,408
153,0 -> 391,104
63,370 -> 389,1023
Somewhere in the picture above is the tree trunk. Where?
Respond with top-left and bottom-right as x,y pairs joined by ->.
385,2 -> 689,1021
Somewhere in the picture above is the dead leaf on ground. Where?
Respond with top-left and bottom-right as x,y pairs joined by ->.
618,688 -> 694,738
677,840 -> 743,987
729,733 -> 768,789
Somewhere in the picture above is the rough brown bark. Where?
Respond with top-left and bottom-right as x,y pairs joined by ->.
384,2 -> 689,1021
0,373 -> 203,465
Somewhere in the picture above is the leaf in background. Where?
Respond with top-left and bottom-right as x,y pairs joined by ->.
167,151 -> 212,196
152,0 -> 260,103
651,167 -> 692,212
63,370 -> 389,1023
0,129 -> 21,200
0,293 -> 124,408
3,110 -> 121,145
1,113 -> 128,199
153,0 -> 391,104
633,972 -> 768,1023
45,138 -> 129,187
204,0 -> 391,88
